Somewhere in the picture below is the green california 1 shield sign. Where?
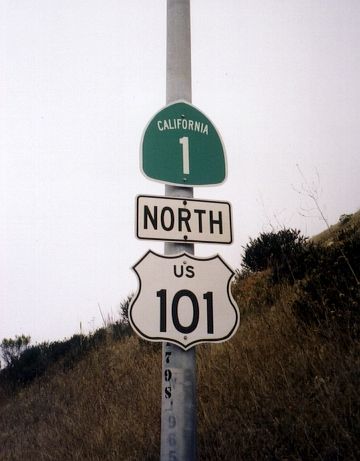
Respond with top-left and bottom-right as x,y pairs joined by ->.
141,100 -> 227,187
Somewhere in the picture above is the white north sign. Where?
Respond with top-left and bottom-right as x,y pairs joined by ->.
129,250 -> 240,350
136,195 -> 232,244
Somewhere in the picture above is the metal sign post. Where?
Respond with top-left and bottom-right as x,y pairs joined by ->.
128,0 -> 239,458
161,1 -> 196,460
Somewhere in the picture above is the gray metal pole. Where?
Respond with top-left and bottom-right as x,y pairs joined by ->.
166,0 -> 192,103
160,1 -> 196,460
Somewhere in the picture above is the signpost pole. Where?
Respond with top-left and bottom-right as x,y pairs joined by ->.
160,1 -> 196,460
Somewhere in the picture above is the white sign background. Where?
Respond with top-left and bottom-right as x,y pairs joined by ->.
136,195 -> 233,244
129,250 -> 240,350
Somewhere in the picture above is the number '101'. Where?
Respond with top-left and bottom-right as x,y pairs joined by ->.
156,289 -> 214,334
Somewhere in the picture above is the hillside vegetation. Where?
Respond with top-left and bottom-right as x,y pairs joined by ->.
1,212 -> 359,460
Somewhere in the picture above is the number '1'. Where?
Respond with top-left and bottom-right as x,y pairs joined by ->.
179,136 -> 190,175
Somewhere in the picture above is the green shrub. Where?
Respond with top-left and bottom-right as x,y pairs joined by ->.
240,223 -> 360,339
0,335 -> 31,368
119,293 -> 133,325
241,229 -> 309,284
293,224 -> 360,339
339,213 -> 352,225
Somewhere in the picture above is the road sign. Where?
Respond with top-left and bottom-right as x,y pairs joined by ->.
129,250 -> 239,350
136,195 -> 232,244
141,100 -> 226,187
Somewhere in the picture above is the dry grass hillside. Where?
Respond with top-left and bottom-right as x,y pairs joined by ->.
311,209 -> 360,245
1,212 -> 359,460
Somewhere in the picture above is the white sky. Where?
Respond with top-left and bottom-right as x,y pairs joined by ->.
1,0 -> 359,344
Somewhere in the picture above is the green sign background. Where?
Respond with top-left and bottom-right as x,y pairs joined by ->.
141,101 -> 226,186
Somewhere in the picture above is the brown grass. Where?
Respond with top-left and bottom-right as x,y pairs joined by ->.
0,336 -> 161,460
311,210 -> 360,245
0,281 -> 359,460
197,299 -> 360,460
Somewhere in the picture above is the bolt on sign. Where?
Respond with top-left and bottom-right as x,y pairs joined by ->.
141,100 -> 226,187
136,195 -> 233,244
129,250 -> 240,350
